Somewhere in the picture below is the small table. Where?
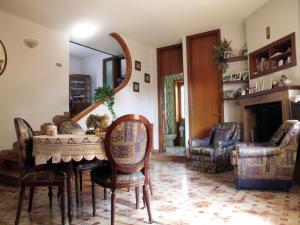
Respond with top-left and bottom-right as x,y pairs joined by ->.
33,134 -> 107,223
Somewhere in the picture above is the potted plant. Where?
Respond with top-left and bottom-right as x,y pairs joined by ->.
94,86 -> 116,119
213,39 -> 232,73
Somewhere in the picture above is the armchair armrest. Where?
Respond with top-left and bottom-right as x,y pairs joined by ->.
215,140 -> 235,149
237,146 -> 281,158
190,138 -> 210,147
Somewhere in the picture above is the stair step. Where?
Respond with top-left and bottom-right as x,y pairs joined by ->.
0,168 -> 19,186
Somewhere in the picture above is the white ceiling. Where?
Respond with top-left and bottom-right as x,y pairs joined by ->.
0,0 -> 269,53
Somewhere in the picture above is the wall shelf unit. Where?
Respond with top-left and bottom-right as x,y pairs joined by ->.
249,33 -> 296,79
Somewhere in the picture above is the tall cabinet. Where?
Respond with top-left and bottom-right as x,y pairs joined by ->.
69,74 -> 91,117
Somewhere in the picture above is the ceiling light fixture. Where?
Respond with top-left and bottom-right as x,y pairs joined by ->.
71,23 -> 97,40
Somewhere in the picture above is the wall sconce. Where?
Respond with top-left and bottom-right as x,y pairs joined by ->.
24,38 -> 39,48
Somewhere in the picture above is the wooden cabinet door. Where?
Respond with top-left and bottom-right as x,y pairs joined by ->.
187,30 -> 222,139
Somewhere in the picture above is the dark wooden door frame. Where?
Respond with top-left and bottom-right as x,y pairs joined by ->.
186,29 -> 224,140
157,43 -> 183,152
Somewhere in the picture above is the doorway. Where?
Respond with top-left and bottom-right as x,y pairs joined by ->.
163,74 -> 185,156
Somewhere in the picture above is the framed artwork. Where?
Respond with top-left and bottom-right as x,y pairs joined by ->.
248,87 -> 257,94
133,82 -> 139,92
223,90 -> 235,99
242,71 -> 249,80
231,72 -> 241,81
144,73 -> 150,83
135,60 -> 141,71
224,51 -> 231,59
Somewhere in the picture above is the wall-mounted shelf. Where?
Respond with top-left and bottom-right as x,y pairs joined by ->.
249,33 -> 296,79
226,55 -> 248,63
223,80 -> 249,85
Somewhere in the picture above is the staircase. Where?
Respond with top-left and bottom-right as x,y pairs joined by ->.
0,112 -> 70,186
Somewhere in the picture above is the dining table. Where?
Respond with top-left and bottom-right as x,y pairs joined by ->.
32,133 -> 107,223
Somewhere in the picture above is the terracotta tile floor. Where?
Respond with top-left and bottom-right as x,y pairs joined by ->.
0,160 -> 300,225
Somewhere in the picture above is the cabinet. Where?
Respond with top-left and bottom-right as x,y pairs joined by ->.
249,33 -> 296,79
69,74 -> 91,116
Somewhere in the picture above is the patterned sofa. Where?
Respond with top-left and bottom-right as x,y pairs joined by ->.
189,122 -> 241,173
231,120 -> 300,191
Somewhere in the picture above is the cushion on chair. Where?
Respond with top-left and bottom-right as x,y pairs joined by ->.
212,128 -> 231,148
22,170 -> 65,182
91,166 -> 144,185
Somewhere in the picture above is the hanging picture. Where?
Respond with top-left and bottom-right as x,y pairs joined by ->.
135,60 -> 141,71
144,73 -> 150,83
133,82 -> 140,92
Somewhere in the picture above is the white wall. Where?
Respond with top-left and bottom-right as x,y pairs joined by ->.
69,52 -> 111,99
69,56 -> 82,74
246,0 -> 300,87
78,36 -> 159,149
81,53 -> 110,97
0,10 -> 69,150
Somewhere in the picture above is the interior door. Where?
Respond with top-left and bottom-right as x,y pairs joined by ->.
187,30 -> 222,139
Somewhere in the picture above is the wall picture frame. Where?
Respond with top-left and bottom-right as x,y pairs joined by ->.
231,72 -> 241,81
135,60 -> 141,71
242,71 -> 249,81
144,73 -> 150,83
133,82 -> 139,92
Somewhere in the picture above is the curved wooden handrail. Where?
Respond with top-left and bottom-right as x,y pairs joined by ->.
72,32 -> 132,122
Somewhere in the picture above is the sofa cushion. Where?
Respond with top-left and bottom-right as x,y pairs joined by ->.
212,128 -> 231,148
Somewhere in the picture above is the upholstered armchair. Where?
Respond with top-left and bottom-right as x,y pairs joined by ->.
189,122 -> 241,173
231,120 -> 300,191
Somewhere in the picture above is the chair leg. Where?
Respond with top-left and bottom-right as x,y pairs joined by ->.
149,177 -> 153,195
15,185 -> 25,225
28,186 -> 34,212
74,167 -> 80,205
80,171 -> 83,192
143,185 -> 153,223
60,184 -> 65,225
111,189 -> 116,225
48,186 -> 53,208
135,187 -> 140,209
104,187 -> 107,200
91,180 -> 96,216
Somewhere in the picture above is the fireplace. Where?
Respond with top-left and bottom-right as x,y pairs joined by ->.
237,86 -> 300,141
245,101 -> 282,142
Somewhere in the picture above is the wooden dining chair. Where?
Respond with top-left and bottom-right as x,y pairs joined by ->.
90,114 -> 153,225
58,119 -> 104,205
14,118 -> 66,225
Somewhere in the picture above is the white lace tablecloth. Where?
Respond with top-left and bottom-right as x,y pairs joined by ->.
33,134 -> 107,165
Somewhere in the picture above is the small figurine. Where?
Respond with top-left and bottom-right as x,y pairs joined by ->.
272,80 -> 279,89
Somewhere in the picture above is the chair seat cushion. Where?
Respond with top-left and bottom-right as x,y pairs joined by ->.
22,170 -> 65,182
191,147 -> 215,156
91,166 -> 144,185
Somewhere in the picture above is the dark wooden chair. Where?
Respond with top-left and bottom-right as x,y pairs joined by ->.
91,114 -> 153,225
58,120 -> 103,205
14,118 -> 65,225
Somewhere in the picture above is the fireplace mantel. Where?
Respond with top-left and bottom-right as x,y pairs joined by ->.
237,86 -> 300,141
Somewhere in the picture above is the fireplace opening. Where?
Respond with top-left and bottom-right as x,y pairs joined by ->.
246,101 -> 282,142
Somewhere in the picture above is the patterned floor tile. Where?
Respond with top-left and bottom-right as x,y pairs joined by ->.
0,160 -> 300,225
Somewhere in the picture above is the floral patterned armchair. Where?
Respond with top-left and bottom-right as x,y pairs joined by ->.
231,120 -> 300,191
189,122 -> 241,173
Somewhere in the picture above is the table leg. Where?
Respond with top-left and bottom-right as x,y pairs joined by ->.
66,162 -> 73,224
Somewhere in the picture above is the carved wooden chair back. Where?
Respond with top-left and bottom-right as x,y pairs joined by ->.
104,114 -> 153,183
14,118 -> 35,176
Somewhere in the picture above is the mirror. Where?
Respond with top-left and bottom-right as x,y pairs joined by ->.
69,33 -> 132,117
0,40 -> 7,76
